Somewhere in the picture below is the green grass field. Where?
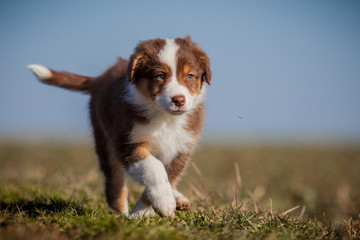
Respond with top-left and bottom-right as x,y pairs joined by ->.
0,140 -> 359,239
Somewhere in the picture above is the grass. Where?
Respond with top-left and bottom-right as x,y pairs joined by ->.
0,140 -> 359,239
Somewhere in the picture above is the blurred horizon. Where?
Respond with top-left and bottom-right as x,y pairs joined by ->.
1,1 -> 360,143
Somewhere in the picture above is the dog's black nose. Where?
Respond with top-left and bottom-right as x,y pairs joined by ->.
172,95 -> 186,107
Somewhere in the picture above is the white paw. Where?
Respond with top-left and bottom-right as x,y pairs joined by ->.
147,184 -> 176,217
111,208 -> 129,217
130,198 -> 155,218
27,64 -> 52,80
120,205 -> 129,217
129,207 -> 155,218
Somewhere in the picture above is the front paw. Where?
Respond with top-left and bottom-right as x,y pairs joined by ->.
176,198 -> 190,211
130,195 -> 155,218
147,185 -> 176,217
173,189 -> 191,210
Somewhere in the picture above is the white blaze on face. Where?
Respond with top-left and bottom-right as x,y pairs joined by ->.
157,39 -> 194,113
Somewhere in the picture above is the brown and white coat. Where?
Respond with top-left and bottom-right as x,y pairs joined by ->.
28,36 -> 211,217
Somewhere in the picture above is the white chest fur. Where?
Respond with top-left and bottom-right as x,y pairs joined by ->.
130,113 -> 193,165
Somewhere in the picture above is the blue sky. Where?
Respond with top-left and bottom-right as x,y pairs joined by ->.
1,1 -> 360,141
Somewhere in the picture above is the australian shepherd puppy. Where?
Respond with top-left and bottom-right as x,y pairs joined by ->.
28,36 -> 211,217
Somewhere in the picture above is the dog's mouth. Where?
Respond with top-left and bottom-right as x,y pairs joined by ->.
156,97 -> 189,115
168,109 -> 187,115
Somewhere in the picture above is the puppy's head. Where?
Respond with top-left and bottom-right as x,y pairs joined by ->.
128,36 -> 211,115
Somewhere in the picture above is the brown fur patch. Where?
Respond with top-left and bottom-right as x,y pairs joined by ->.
133,144 -> 151,160
140,192 -> 152,207
175,36 -> 211,86
183,64 -> 191,74
40,70 -> 95,92
176,199 -> 190,211
128,38 -> 166,81
165,153 -> 190,186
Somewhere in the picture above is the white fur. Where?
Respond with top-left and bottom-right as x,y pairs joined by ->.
128,156 -> 176,216
126,82 -> 194,165
122,205 -> 129,216
157,39 -> 194,113
130,198 -> 155,218
158,39 -> 178,75
112,206 -> 129,217
125,80 -> 195,165
125,82 -> 161,117
27,64 -> 52,79
158,77 -> 194,113
130,113 -> 193,165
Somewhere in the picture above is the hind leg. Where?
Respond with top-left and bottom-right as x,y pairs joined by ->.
92,119 -> 128,215
104,154 -> 128,215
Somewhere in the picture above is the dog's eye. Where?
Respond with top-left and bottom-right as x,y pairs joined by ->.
155,74 -> 165,80
186,74 -> 194,80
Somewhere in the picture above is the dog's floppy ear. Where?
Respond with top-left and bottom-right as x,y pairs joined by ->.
194,51 -> 211,85
178,36 -> 211,85
127,53 -> 145,82
190,43 -> 211,85
199,54 -> 211,85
